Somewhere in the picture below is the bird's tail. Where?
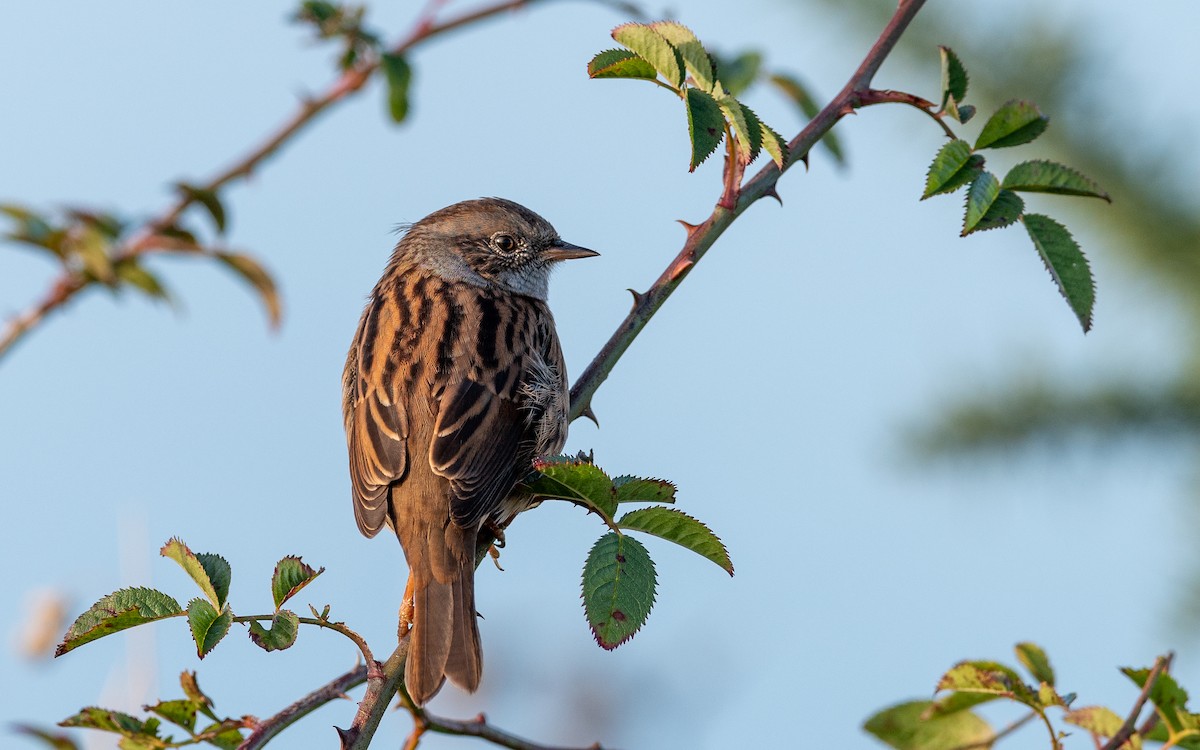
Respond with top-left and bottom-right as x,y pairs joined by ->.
405,525 -> 482,705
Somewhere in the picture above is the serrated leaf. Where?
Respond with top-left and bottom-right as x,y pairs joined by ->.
587,48 -> 658,80
176,183 -> 227,234
526,459 -> 617,520
768,73 -> 844,163
12,724 -> 80,750
650,22 -> 714,91
716,92 -> 760,165
1022,213 -> 1095,332
1123,667 -> 1197,737
618,506 -> 733,575
684,87 -> 724,171
59,708 -> 162,742
975,99 -> 1049,149
612,23 -> 682,87
582,532 -> 656,649
1001,160 -> 1111,201
56,587 -> 183,656
613,475 -> 677,504
922,691 -> 1000,719
160,538 -> 222,608
938,46 -> 969,109
957,104 -> 976,124
760,121 -> 789,169
923,140 -> 982,199
1015,642 -> 1056,686
145,699 -> 197,733
197,552 -> 231,608
187,599 -> 232,659
272,556 -> 325,610
179,671 -> 219,721
962,172 -> 1000,234
710,50 -> 761,96
214,251 -> 282,329
114,260 -> 171,301
381,53 -> 412,123
864,700 -> 993,750
248,610 -> 299,652
965,187 -> 1024,235
1063,706 -> 1136,748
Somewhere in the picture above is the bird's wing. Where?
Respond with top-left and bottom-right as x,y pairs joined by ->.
343,295 -> 409,538
430,374 -> 529,528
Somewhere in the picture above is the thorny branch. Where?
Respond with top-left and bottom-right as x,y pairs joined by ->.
568,0 -> 930,421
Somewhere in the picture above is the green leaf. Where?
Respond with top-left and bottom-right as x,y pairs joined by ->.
179,671 -> 219,722
937,660 -> 1041,709
768,73 -> 844,163
975,100 -> 1049,149
187,599 -> 233,659
684,87 -> 724,171
612,23 -> 683,87
59,708 -> 162,743
922,691 -> 1000,718
650,22 -> 715,91
864,700 -> 993,750
114,260 -> 171,301
196,721 -> 245,750
956,104 -> 976,123
175,183 -> 227,234
526,458 -> 617,521
618,506 -> 733,575
214,251 -> 282,329
381,53 -> 412,123
145,699 -> 198,733
248,610 -> 300,652
962,172 -> 1000,234
12,724 -> 80,750
1015,642 -> 1056,686
160,538 -> 223,608
1022,214 -> 1095,332
1123,667 -> 1197,737
1,204 -> 63,255
613,475 -> 677,504
760,121 -> 789,169
66,225 -> 116,285
272,556 -> 325,610
1001,160 -> 1111,201
56,587 -> 183,656
922,140 -> 983,199
971,189 -> 1024,233
582,532 -> 656,649
711,51 -> 761,96
938,46 -> 969,109
587,48 -> 657,80
716,91 -> 761,165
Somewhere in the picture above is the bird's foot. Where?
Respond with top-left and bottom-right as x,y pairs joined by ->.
488,543 -> 505,572
398,576 -> 415,639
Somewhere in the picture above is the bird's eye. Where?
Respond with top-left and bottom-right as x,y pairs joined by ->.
492,233 -> 517,253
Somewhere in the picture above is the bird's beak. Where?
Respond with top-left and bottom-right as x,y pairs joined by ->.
543,241 -> 600,262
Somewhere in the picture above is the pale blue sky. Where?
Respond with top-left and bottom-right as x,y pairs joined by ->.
2,2 -> 1198,748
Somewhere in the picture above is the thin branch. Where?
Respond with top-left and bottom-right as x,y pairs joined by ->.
0,0 -> 555,362
415,707 -> 608,750
569,0 -> 929,420
948,709 -> 1038,750
238,664 -> 367,750
233,614 -> 376,664
858,88 -> 957,138
1101,653 -> 1173,750
339,640 -> 410,750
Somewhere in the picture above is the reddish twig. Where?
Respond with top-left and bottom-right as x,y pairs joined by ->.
1100,653 -> 1173,750
238,664 -> 367,750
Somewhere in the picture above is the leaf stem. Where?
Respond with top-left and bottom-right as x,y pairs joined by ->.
569,0 -> 929,420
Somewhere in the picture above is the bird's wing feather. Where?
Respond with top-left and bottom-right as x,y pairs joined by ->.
430,375 -> 528,527
344,296 -> 409,537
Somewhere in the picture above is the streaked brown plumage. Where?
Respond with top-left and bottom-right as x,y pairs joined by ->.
341,198 -> 596,705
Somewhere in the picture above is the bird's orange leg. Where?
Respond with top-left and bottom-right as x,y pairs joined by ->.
398,573 -> 415,639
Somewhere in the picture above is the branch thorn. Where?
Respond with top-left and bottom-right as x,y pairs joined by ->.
764,185 -> 783,205
579,403 -> 600,427
626,288 -> 645,309
676,219 -> 702,236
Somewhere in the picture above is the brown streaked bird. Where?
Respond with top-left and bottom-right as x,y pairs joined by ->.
342,198 -> 597,705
